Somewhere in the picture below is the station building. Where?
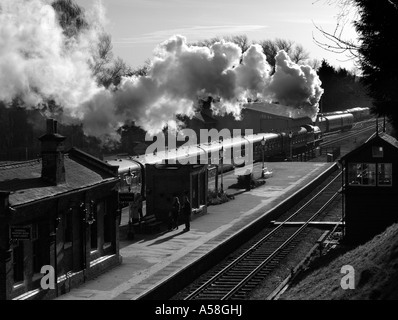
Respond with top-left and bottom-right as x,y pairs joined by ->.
340,132 -> 398,244
0,119 -> 121,300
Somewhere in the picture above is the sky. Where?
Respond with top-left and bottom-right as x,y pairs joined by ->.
75,0 -> 359,72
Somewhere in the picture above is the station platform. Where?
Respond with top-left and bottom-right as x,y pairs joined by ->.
56,161 -> 337,300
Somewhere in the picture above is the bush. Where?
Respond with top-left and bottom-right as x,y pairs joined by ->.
234,173 -> 265,190
207,189 -> 234,206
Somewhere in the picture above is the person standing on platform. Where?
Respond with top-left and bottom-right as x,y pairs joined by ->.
182,196 -> 191,232
128,196 -> 138,239
171,196 -> 180,230
131,194 -> 140,223
129,193 -> 142,233
136,192 -> 143,220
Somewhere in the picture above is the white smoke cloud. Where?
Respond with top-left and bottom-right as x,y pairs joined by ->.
104,36 -> 323,134
268,50 -> 324,120
0,0 -> 101,112
235,44 -> 272,100
0,0 -> 324,143
107,35 -> 245,135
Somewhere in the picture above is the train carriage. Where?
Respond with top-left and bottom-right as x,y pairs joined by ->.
317,113 -> 354,133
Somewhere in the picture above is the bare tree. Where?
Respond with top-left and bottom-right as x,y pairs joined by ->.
52,0 -> 88,38
314,0 -> 398,132
290,44 -> 310,64
190,36 -> 222,48
257,38 -> 310,70
129,59 -> 151,77
258,39 -> 279,67
97,57 -> 132,88
190,34 -> 251,54
223,34 -> 251,53
274,38 -> 294,54
307,58 -> 322,70
91,33 -> 113,77
191,34 -> 310,69
312,0 -> 360,60
52,0 -> 132,88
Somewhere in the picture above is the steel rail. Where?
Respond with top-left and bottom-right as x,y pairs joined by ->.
221,189 -> 340,300
320,124 -> 377,147
184,171 -> 342,300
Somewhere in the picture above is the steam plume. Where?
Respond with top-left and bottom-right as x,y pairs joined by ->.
0,1 -> 324,143
0,0 -> 101,111
268,50 -> 323,120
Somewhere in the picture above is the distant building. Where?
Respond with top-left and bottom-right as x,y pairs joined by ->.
340,132 -> 398,244
0,119 -> 121,300
186,101 -> 313,140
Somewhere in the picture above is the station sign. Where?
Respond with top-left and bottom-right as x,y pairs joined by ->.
10,225 -> 33,241
119,192 -> 135,202
207,166 -> 217,179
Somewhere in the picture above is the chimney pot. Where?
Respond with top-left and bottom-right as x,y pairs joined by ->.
46,119 -> 58,134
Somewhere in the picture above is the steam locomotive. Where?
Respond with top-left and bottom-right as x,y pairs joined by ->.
106,106 -> 371,196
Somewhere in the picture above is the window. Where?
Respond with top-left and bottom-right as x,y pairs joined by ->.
348,163 -> 360,185
13,241 -> 24,283
64,210 -> 73,245
372,146 -> 384,158
378,163 -> 392,186
33,223 -> 49,274
32,239 -> 40,273
100,201 -> 111,245
90,204 -> 98,250
348,162 -> 392,186
348,163 -> 376,186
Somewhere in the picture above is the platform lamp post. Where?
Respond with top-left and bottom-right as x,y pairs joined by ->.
50,216 -> 61,297
288,131 -> 293,161
261,137 -> 266,178
219,146 -> 224,194
125,168 -> 135,239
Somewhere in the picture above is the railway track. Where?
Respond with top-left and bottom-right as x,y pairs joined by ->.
182,172 -> 342,300
321,118 -> 375,138
320,121 -> 379,148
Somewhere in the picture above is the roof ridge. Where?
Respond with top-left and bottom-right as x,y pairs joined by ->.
0,158 -> 41,170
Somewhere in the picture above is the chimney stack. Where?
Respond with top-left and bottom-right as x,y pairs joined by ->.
0,191 -> 10,218
38,119 -> 66,185
46,118 -> 57,134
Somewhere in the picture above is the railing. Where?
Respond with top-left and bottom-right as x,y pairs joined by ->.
0,147 -> 40,162
320,146 -> 341,161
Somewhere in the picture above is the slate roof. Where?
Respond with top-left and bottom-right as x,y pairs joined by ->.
243,102 -> 312,120
0,148 -> 119,207
192,111 -> 217,124
340,132 -> 398,162
380,133 -> 398,148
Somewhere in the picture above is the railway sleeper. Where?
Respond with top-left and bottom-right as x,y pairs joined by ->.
212,280 -> 240,284
196,296 -> 223,300
204,290 -> 231,295
234,264 -> 259,268
257,269 -> 273,274
211,283 -> 238,287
